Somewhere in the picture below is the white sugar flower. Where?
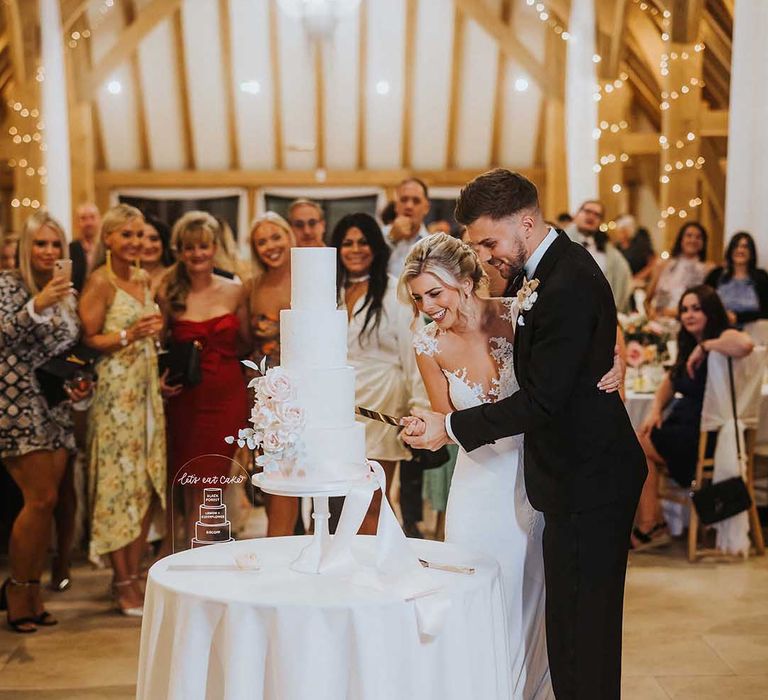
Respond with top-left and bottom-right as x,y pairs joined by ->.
274,401 -> 305,430
262,367 -> 295,402
262,430 -> 285,453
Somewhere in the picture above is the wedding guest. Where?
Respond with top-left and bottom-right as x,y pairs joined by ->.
634,285 -> 754,549
79,204 -> 168,616
140,215 -> 174,295
565,200 -> 633,311
427,219 -> 454,236
244,212 -> 299,536
555,212 -> 573,227
0,212 -> 87,633
1,229 -> 19,269
614,215 -> 656,284
647,221 -> 713,319
380,200 -> 396,226
212,217 -> 248,280
332,213 -> 427,534
704,232 -> 768,328
384,178 -> 431,276
70,202 -> 101,292
160,211 -> 250,543
288,198 -> 326,247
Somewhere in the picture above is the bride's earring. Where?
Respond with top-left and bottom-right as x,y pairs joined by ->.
106,248 -> 113,276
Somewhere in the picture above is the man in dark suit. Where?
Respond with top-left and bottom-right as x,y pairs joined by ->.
69,203 -> 101,292
403,169 -> 646,699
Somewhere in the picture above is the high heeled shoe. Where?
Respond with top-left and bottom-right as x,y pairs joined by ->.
26,581 -> 58,626
113,580 -> 143,618
0,578 -> 38,633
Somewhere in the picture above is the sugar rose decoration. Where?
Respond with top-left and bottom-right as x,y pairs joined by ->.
225,358 -> 306,477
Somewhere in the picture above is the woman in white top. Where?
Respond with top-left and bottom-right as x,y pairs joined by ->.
331,213 -> 426,534
647,221 -> 713,319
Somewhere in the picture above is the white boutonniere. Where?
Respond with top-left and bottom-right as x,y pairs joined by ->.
516,278 -> 540,326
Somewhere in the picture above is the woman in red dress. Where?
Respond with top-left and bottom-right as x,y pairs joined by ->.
159,212 -> 250,545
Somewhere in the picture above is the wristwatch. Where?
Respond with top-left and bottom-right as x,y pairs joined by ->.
119,329 -> 129,347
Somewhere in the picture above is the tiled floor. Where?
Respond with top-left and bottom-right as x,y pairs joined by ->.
1,516 -> 767,699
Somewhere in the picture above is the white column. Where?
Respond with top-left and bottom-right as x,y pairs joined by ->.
724,0 -> 768,263
40,0 -> 72,237
565,0 -> 599,214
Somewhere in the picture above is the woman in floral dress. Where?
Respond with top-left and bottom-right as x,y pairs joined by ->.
79,204 -> 172,616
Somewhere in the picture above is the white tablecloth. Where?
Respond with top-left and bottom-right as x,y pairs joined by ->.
137,536 -> 510,700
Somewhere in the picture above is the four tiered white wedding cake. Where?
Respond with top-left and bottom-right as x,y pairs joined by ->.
256,247 -> 369,489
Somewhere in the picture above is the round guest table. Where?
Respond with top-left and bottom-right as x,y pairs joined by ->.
136,536 -> 511,700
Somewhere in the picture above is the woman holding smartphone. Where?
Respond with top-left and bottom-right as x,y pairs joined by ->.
0,212 -> 88,633
79,204 -> 173,617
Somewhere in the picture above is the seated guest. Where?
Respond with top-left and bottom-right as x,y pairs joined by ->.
0,212 -> 87,632
704,232 -> 768,328
647,221 -> 713,319
160,211 -> 250,545
633,285 -> 754,549
614,215 -> 656,284
69,203 -> 101,292
565,200 -> 632,311
331,213 -> 427,534
1,229 -> 19,269
288,198 -> 326,247
140,215 -> 174,295
79,204 -> 169,616
244,212 -> 299,536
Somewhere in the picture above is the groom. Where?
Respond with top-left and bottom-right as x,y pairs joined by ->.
403,169 -> 647,699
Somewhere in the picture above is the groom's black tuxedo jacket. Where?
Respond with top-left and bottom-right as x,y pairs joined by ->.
451,230 -> 646,514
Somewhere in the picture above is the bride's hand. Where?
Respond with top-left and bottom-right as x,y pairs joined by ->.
400,416 -> 426,437
597,344 -> 625,393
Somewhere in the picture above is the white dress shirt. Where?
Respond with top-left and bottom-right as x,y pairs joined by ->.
383,223 -> 429,278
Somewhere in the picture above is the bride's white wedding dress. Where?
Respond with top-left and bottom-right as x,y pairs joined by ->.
414,298 -> 553,700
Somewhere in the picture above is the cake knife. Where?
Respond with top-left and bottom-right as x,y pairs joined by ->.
419,559 -> 475,575
355,406 -> 404,431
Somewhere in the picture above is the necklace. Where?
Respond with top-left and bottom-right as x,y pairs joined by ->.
347,274 -> 370,284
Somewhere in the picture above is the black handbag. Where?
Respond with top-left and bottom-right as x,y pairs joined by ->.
35,343 -> 100,408
690,357 -> 752,525
408,446 -> 451,471
159,339 -> 203,387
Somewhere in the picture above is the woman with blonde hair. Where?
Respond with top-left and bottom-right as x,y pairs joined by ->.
159,211 -> 249,545
0,212 -> 88,632
244,212 -> 300,535
79,204 -> 168,616
399,232 -> 623,697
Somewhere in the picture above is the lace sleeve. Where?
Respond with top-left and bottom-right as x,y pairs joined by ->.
412,322 -> 440,357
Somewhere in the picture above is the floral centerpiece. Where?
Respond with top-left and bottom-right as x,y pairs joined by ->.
226,358 -> 306,477
618,312 -> 673,368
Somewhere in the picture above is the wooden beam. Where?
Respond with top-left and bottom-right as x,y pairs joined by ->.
219,0 -> 240,170
453,0 -> 559,100
356,0 -> 367,169
670,0 -> 704,44
3,0 -> 25,85
400,0 -> 417,169
268,0 -> 284,170
490,0 -> 511,167
620,131 -> 662,155
122,0 -> 150,169
61,0 -> 91,33
314,39 -> 325,169
95,167 -> 546,190
445,5 -> 465,169
606,0 -> 629,78
172,8 -> 195,169
77,0 -> 182,102
700,108 -> 728,137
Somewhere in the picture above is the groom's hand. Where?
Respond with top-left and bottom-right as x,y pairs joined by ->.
400,408 -> 450,451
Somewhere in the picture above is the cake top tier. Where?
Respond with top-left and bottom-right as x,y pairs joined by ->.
290,247 -> 337,311
203,488 -> 223,506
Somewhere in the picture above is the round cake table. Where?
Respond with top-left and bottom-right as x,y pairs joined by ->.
137,536 -> 511,700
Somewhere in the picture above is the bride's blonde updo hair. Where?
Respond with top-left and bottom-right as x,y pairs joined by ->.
398,232 -> 488,321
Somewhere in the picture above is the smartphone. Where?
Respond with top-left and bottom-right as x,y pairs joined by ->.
53,258 -> 72,283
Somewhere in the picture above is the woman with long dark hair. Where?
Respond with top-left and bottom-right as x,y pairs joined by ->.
140,215 -> 175,295
633,285 -> 754,549
647,221 -> 713,318
705,231 -> 768,327
332,213 -> 426,534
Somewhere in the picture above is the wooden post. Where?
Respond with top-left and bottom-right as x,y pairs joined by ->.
658,44 -> 704,250
543,27 -> 568,219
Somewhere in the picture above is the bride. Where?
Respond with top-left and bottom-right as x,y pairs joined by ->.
398,233 -> 623,699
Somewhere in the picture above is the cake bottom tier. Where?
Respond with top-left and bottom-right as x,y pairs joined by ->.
193,521 -> 232,543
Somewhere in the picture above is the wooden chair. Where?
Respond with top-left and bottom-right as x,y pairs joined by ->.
687,427 -> 766,562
